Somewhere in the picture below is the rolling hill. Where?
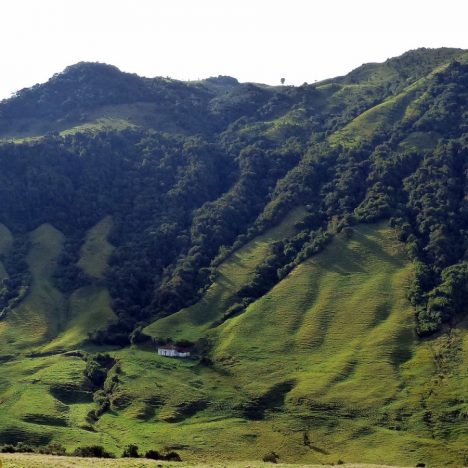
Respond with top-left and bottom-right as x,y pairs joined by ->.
0,48 -> 467,465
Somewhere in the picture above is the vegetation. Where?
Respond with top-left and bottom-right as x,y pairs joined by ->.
0,48 -> 467,466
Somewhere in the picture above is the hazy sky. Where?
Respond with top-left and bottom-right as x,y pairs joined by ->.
1,0 -> 467,99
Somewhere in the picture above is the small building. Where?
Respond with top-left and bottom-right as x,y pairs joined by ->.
157,344 -> 191,358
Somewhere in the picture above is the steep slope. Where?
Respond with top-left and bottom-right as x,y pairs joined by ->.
1,220 -> 465,465
43,217 -> 117,351
0,225 -> 65,354
0,48 -> 466,465
145,207 -> 306,341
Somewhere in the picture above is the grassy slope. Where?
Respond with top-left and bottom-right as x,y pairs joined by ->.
44,216 -> 117,351
0,224 -> 65,354
78,216 -> 114,279
0,217 -> 466,465
101,223 -> 466,465
145,207 -> 306,341
0,218 -> 120,451
328,63 -> 451,149
0,216 -> 116,355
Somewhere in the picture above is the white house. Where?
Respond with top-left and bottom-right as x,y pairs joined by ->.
157,344 -> 191,358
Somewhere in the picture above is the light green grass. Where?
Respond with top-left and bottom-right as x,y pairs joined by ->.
78,216 -> 114,279
0,224 -> 65,354
329,87 -> 419,148
138,223 -> 466,465
0,221 -> 466,465
0,353 -> 111,449
0,453 -> 406,468
59,118 -> 136,137
0,217 -> 116,354
42,285 -> 117,352
329,63 -> 450,148
145,207 -> 306,341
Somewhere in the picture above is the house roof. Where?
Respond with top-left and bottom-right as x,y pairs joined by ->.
158,344 -> 190,353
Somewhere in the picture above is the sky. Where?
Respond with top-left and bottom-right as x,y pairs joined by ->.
1,0 -> 467,99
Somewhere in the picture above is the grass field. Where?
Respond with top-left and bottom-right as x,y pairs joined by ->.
0,217 -> 466,466
0,453 -> 408,468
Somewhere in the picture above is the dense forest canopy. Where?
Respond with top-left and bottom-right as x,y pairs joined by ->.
0,47 -> 467,343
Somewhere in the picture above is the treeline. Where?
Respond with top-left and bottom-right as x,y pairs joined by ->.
0,442 -> 181,461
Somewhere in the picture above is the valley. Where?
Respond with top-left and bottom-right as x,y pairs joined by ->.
0,48 -> 467,466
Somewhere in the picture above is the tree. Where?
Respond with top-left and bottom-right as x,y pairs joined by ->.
280,78 -> 285,85
122,444 -> 139,458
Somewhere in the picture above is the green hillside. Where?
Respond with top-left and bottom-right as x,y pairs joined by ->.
43,216 -> 117,351
145,207 -> 306,341
0,224 -> 65,354
78,216 -> 114,279
119,224 -> 466,465
0,218 -> 466,465
0,49 -> 467,466
0,217 -> 117,355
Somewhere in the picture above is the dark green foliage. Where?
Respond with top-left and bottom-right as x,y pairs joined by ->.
164,450 -> 182,461
83,353 -> 115,389
0,442 -> 37,453
122,444 -> 139,458
0,50 -> 466,338
0,236 -> 31,320
129,325 -> 152,345
0,442 -> 68,456
144,449 -> 161,459
417,262 -> 468,335
39,443 -> 67,456
53,235 -> 90,292
73,445 -> 114,458
262,451 -> 279,463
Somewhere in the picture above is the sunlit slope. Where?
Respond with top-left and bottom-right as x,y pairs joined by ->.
209,223 -> 466,465
0,217 -> 116,355
109,223 -> 466,464
214,224 -> 414,405
146,207 -> 306,341
0,352 -> 115,449
43,216 -> 116,351
328,62 -> 454,148
0,224 -> 65,354
0,221 -> 465,465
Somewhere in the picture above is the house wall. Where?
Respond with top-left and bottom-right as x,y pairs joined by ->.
158,348 -> 190,358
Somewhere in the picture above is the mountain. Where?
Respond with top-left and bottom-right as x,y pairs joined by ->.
0,48 -> 467,465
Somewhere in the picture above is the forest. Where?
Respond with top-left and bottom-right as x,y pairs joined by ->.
0,48 -> 467,343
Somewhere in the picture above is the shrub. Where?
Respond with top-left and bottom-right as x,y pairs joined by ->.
41,442 -> 67,455
164,450 -> 182,461
262,451 -> 279,463
0,444 -> 18,453
122,444 -> 139,458
73,445 -> 114,458
145,449 -> 162,459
